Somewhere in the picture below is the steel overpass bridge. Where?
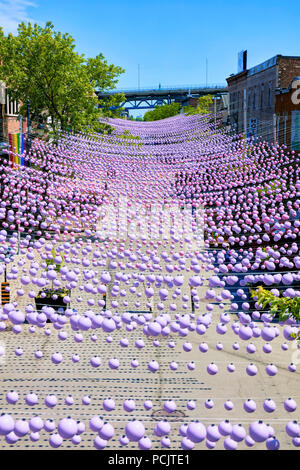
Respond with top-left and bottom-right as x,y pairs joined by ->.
97,84 -> 228,113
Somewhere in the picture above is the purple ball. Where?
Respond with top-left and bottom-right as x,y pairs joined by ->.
181,437 -> 195,450
243,399 -> 257,413
45,394 -> 58,408
29,416 -> 44,432
239,325 -> 253,340
206,424 -> 221,442
98,422 -> 114,440
292,437 -> 300,447
125,420 -> 145,442
285,421 -> 300,438
246,363 -> 258,376
30,431 -> 40,442
89,416 -> 104,432
265,364 -> 278,376
227,363 -> 235,373
163,400 -> 177,413
187,400 -> 196,410
207,362 -> 218,375
231,424 -> 246,442
224,437 -> 238,450
25,392 -> 38,406
263,399 -> 276,413
205,399 -> 214,409
179,424 -> 188,437
14,419 -> 29,437
186,421 -> 206,443
148,360 -> 159,372
263,343 -> 272,354
94,436 -> 107,449
103,398 -> 115,411
44,419 -> 56,432
143,400 -> 153,411
138,436 -> 152,450
284,398 -> 297,412
51,352 -> 63,364
247,343 -> 256,354
49,433 -> 63,448
6,391 -> 19,405
58,417 -> 78,439
199,342 -> 208,352
155,420 -> 171,437
224,400 -> 234,411
249,420 -> 269,442
266,436 -> 280,450
90,356 -> 101,368
161,436 -> 171,448
82,395 -> 91,405
218,420 -> 232,436
245,435 -> 255,447
123,399 -> 135,412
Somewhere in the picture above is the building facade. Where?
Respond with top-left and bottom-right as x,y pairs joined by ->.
226,55 -> 300,148
275,77 -> 300,150
0,82 -> 27,145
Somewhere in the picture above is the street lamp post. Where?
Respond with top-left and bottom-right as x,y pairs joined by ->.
26,100 -> 31,154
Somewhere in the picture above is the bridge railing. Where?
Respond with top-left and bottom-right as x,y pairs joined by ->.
98,83 -> 228,95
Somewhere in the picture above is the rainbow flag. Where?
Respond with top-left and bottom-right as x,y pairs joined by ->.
8,133 -> 25,167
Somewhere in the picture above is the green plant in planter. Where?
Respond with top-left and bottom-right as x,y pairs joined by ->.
45,248 -> 64,272
38,249 -> 68,301
251,286 -> 300,339
39,287 -> 70,298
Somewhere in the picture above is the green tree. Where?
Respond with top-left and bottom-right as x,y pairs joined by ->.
184,95 -> 213,115
144,102 -> 181,121
0,22 -> 125,135
251,286 -> 300,339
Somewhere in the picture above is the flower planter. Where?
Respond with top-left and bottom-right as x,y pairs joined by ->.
35,289 -> 70,313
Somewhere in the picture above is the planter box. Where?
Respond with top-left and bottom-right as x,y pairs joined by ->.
35,294 -> 70,313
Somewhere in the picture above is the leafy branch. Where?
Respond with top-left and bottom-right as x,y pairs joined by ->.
251,286 -> 300,339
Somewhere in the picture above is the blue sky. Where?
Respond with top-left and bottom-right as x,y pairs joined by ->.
0,0 -> 299,106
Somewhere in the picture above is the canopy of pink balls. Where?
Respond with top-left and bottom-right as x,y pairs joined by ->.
0,111 -> 299,450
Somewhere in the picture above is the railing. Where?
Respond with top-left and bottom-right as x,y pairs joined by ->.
98,83 -> 228,94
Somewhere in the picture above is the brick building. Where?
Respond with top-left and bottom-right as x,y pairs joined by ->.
0,81 -> 27,144
275,77 -> 300,150
226,55 -> 300,147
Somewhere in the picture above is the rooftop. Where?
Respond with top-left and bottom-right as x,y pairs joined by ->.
227,54 -> 300,81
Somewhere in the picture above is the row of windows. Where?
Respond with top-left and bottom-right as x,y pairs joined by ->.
230,82 -> 273,112
4,89 -> 19,116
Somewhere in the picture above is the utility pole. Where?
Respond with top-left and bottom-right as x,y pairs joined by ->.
273,113 -> 277,143
284,115 -> 287,145
243,88 -> 247,136
206,58 -> 208,88
26,100 -> 31,154
214,96 -> 217,130
138,64 -> 140,91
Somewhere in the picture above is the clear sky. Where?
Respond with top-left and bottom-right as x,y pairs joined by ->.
1,0 -> 299,93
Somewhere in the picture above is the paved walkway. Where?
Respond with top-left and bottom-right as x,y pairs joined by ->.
0,237 -> 299,450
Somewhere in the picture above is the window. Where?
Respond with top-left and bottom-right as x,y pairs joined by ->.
261,84 -> 264,108
267,82 -> 272,106
5,89 -> 19,115
253,87 -> 256,109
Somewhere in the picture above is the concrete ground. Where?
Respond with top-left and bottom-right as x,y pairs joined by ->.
0,228 -> 299,450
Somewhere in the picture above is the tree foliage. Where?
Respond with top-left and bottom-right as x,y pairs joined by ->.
251,286 -> 300,338
144,102 -> 181,121
184,95 -> 213,115
0,22 -> 125,134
